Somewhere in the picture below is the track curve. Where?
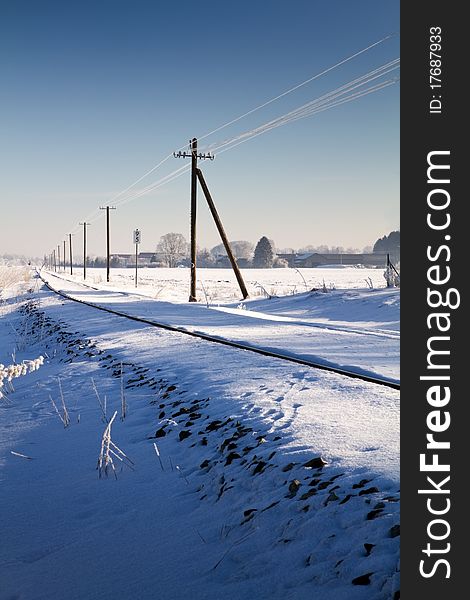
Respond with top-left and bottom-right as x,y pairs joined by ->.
38,271 -> 400,390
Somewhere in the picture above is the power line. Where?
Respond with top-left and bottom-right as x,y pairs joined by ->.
63,34 -> 398,237
195,33 -> 398,145
88,60 -> 399,214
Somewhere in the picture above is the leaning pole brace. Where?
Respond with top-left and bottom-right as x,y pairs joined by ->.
196,167 -> 249,300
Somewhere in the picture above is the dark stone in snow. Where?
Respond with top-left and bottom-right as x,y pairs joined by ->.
358,487 -> 380,496
252,461 -> 267,475
155,428 -> 166,438
282,463 -> 296,472
179,430 -> 192,441
325,492 -> 339,504
389,524 -> 400,538
352,573 -> 373,585
206,420 -> 223,432
352,479 -> 371,489
159,411 -> 165,419
299,488 -> 317,501
366,509 -> 383,520
243,508 -> 257,517
339,494 -> 353,505
303,457 -> 327,469
200,459 -> 210,469
287,480 -> 301,496
364,543 -> 375,556
225,452 -> 241,465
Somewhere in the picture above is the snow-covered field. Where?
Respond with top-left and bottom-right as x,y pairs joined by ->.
0,267 -> 400,600
61,266 -> 392,303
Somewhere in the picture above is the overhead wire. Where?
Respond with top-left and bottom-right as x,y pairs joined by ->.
78,36 -> 398,218
101,58 -> 400,212
202,58 -> 400,154
87,64 -> 400,215
61,34 -> 399,244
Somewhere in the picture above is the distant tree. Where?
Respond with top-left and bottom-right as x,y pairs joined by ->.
253,236 -> 275,268
210,240 -> 254,260
373,230 -> 400,262
110,256 -> 121,268
91,256 -> 106,268
157,233 -> 188,268
273,257 -> 288,268
197,248 -> 216,267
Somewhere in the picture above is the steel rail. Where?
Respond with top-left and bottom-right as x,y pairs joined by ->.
38,272 -> 400,391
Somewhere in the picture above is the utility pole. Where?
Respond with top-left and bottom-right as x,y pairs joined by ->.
80,222 -> 90,280
196,169 -> 248,299
99,206 -> 116,282
174,138 -> 214,301
68,233 -> 73,275
63,240 -> 66,271
57,245 -> 61,272
53,249 -> 57,272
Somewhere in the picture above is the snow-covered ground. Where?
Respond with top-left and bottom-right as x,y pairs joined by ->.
0,267 -> 400,600
42,268 -> 400,384
58,266 -> 392,303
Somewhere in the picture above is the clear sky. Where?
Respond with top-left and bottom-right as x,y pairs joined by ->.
0,0 -> 399,259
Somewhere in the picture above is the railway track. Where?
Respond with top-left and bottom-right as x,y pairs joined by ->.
38,271 -> 400,391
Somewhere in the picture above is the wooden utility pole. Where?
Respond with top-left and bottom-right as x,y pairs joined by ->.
174,138 -> 214,301
53,249 -> 57,272
80,222 -> 90,280
196,168 -> 248,299
68,233 -> 73,275
100,206 -> 116,282
57,245 -> 61,272
63,240 -> 66,271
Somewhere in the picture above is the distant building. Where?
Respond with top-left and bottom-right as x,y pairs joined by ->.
110,253 -> 157,267
276,252 -> 389,268
214,255 -> 250,269
276,253 -> 297,267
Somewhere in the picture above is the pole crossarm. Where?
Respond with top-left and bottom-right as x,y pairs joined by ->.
173,150 -> 214,160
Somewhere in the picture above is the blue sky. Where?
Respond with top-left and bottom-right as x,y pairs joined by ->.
0,0 -> 399,258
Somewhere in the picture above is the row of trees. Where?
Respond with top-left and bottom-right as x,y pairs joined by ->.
78,230 -> 400,270
155,233 -> 281,268
149,231 -> 400,268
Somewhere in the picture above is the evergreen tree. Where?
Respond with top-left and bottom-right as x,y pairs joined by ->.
373,230 -> 400,262
253,236 -> 274,268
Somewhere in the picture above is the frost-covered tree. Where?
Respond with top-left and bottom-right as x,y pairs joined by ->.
197,248 -> 216,267
373,230 -> 400,262
253,236 -> 274,268
210,240 -> 254,260
157,233 -> 188,268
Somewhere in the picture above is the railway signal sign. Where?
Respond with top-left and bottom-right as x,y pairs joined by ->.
133,229 -> 141,287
